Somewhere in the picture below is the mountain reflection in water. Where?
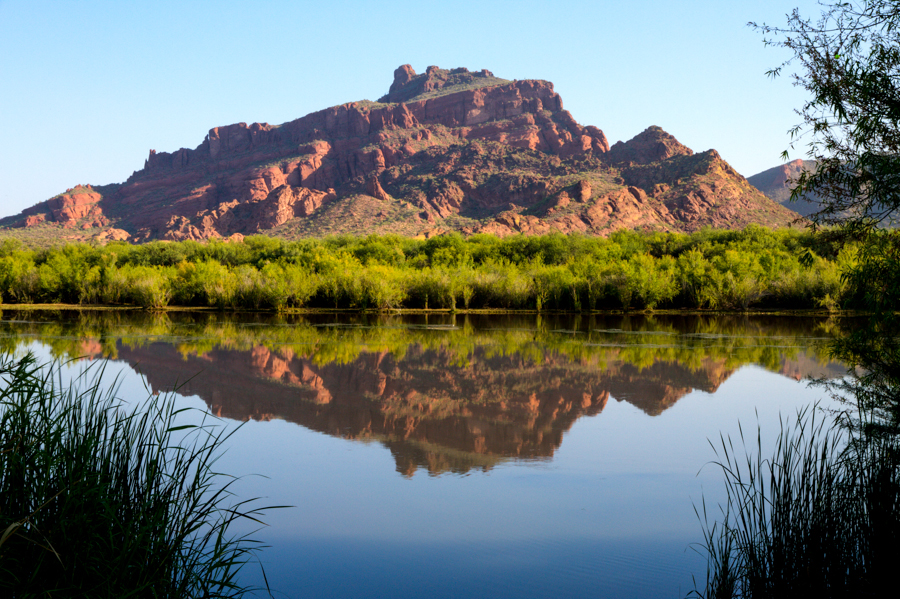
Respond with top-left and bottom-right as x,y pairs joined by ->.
0,311 -> 849,477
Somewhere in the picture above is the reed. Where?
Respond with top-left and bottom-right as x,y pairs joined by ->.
690,405 -> 900,598
0,352 -> 275,598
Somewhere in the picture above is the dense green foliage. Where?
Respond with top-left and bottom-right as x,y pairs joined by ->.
0,227 -> 857,312
827,230 -> 900,434
0,352 -> 273,598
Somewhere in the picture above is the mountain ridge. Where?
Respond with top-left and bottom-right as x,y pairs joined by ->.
746,159 -> 822,217
1,64 -> 800,243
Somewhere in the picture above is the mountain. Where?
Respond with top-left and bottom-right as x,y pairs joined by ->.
1,65 -> 800,243
747,159 -> 822,217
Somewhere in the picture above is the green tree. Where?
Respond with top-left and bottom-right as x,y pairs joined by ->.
755,0 -> 900,233
755,1 -> 900,406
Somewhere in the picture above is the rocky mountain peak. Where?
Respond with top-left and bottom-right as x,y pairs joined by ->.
747,159 -> 821,216
379,64 -> 508,104
607,125 -> 694,165
389,64 -> 417,94
1,65 -> 801,243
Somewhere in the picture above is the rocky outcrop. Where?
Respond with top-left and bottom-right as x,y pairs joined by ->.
1,65 -> 799,241
606,125 -> 693,165
380,64 -> 507,103
95,228 -> 130,242
613,148 -> 801,231
366,174 -> 391,201
17,185 -> 108,229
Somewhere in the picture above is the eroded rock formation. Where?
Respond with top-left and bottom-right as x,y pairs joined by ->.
2,66 -> 799,241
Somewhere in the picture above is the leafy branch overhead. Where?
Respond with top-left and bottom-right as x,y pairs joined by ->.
752,0 -> 900,234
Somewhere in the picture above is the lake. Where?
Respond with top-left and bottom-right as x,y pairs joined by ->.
0,310 -> 850,598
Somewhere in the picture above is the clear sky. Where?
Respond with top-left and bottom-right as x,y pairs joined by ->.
0,0 -> 821,218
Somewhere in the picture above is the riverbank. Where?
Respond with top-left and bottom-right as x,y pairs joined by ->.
0,302 -> 862,317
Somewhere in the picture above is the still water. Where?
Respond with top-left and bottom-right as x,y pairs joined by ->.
0,311 -> 849,598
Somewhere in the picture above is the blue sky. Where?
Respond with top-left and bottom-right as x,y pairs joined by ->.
0,0 -> 821,217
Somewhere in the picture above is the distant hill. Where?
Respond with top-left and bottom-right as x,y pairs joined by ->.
1,64 -> 800,244
747,159 -> 822,217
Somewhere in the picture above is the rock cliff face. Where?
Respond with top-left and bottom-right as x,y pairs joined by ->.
2,65 -> 800,242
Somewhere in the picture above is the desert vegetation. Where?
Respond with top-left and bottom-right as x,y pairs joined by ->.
0,227 -> 859,312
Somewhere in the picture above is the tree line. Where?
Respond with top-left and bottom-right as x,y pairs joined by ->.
0,226 -> 859,312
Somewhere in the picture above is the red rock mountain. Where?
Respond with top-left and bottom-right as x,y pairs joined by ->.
2,65 -> 800,242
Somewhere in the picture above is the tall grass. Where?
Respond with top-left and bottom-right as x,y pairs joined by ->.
0,352 -> 275,598
691,405 -> 900,598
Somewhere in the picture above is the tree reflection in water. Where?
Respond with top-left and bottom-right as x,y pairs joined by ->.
0,310 -> 851,477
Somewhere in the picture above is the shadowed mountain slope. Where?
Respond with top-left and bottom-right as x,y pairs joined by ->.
747,159 -> 822,218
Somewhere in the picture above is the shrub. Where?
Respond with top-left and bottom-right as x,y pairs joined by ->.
359,264 -> 407,310
0,229 -> 855,312
121,265 -> 171,309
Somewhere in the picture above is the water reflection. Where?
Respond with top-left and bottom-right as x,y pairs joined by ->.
0,311 -> 849,477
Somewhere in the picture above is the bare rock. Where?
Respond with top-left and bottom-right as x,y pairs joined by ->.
389,64 -> 417,95
576,180 -> 592,202
95,228 -> 130,242
21,214 -> 46,227
607,126 -> 693,165
366,175 -> 391,201
0,66 -> 798,241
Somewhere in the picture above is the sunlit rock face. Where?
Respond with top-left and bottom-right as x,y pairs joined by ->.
2,66 -> 799,242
